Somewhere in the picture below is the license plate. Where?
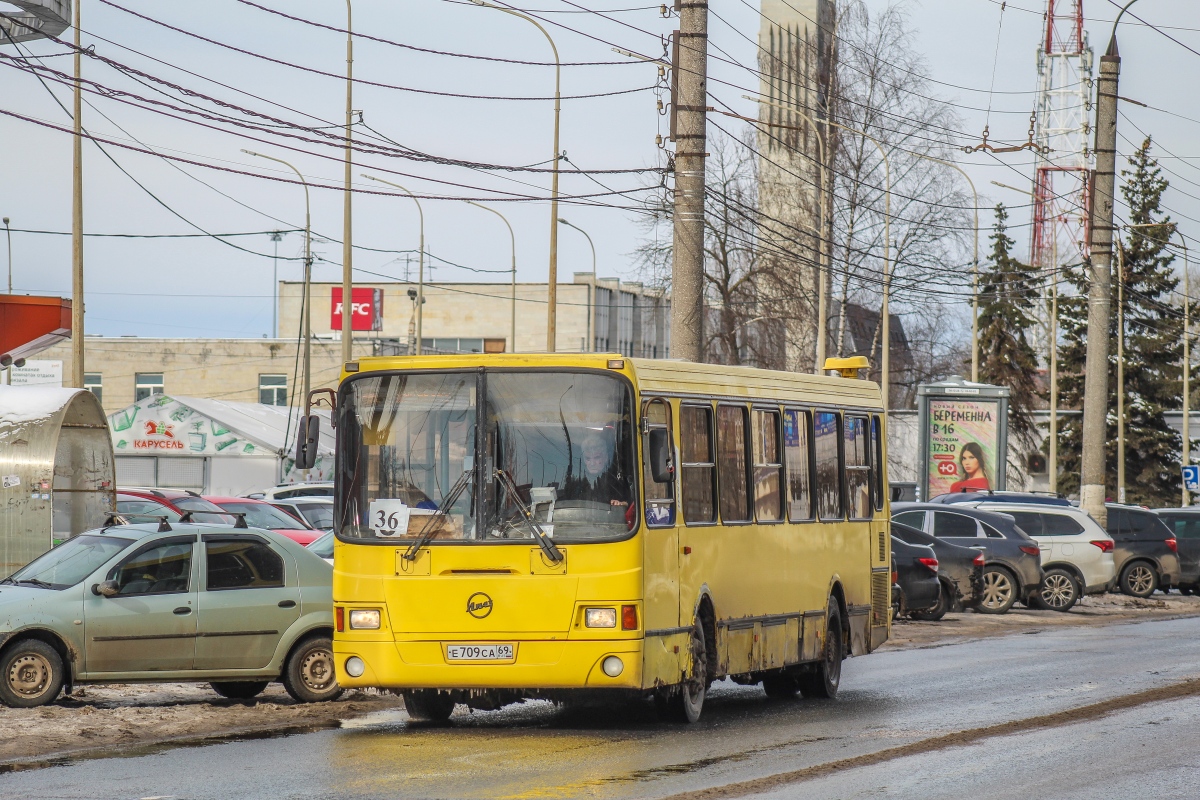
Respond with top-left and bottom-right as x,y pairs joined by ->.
446,644 -> 514,662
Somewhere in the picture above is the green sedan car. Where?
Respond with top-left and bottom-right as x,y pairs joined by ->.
0,520 -> 339,708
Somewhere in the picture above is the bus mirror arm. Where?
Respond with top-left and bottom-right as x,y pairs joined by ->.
647,429 -> 674,484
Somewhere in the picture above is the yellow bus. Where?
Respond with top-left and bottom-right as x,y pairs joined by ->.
308,353 -> 891,722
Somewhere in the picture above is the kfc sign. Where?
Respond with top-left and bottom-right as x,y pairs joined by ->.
331,287 -> 384,332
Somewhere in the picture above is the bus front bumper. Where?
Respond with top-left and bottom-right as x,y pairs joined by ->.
333,638 -> 644,691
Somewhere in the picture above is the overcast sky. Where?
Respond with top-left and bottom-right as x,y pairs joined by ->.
1,0 -> 1197,338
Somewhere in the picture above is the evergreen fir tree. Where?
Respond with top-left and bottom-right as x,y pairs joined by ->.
977,204 -> 1042,473
1055,138 -> 1184,506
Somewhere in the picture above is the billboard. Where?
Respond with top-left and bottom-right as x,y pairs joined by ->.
926,399 -> 1002,497
330,287 -> 384,332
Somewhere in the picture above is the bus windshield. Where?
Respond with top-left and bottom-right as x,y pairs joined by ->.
336,370 -> 636,544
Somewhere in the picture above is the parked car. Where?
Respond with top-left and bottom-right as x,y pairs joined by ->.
204,496 -> 322,547
1103,504 -> 1180,597
1153,508 -> 1200,593
117,488 -> 234,524
928,491 -> 1072,507
890,534 -> 940,619
271,497 -> 335,532
0,520 -> 339,708
246,483 -> 334,502
966,500 -> 1116,611
307,531 -> 334,565
891,502 -> 1044,614
890,521 -> 983,620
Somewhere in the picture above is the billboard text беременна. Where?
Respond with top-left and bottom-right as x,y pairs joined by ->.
927,399 -> 1000,497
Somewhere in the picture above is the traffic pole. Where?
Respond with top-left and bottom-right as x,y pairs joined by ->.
669,0 -> 708,363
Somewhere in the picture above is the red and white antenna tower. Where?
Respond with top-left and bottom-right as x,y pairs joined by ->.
1031,0 -> 1094,270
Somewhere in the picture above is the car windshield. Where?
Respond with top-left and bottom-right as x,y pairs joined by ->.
296,503 -> 334,530
336,370 -> 636,544
307,531 -> 334,558
174,496 -> 236,524
6,534 -> 133,589
216,501 -> 312,530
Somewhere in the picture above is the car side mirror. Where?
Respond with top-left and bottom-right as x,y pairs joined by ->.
92,580 -> 120,598
647,429 -> 674,484
295,414 -> 321,471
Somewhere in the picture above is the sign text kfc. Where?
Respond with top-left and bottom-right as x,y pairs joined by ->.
331,287 -> 384,332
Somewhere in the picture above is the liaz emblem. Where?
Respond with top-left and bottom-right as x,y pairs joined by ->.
466,592 -> 493,619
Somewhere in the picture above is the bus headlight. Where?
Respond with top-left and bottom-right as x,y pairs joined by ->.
345,656 -> 365,678
349,609 -> 381,629
602,656 -> 624,677
585,608 -> 617,628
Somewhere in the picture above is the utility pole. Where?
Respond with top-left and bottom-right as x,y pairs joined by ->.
70,0 -> 84,389
341,0 -> 354,366
670,1 -> 708,363
270,231 -> 282,338
1080,16 -> 1130,526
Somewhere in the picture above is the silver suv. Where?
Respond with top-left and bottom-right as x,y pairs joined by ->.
965,502 -> 1116,611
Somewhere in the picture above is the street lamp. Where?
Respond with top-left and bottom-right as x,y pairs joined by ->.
3,216 -> 10,294
363,175 -> 425,355
270,231 -> 283,338
470,0 -> 561,352
558,217 -> 595,352
469,201 -> 518,353
341,0 -> 354,365
243,150 -> 312,412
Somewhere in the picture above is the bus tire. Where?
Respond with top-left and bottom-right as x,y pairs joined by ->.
403,690 -> 456,722
660,620 -> 707,723
798,598 -> 843,700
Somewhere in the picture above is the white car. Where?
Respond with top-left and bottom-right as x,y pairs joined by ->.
968,502 -> 1116,611
245,483 -> 334,502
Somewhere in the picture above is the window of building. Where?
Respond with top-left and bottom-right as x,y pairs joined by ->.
134,372 -> 164,402
716,405 -> 751,523
205,539 -> 285,590
484,339 -> 506,353
421,338 -> 484,353
783,409 -> 813,521
84,372 -> 103,403
752,409 -> 783,522
845,415 -> 872,520
259,374 -> 287,406
680,404 -> 716,524
814,411 -> 843,520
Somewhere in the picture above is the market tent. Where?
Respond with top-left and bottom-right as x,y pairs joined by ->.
108,394 -> 334,496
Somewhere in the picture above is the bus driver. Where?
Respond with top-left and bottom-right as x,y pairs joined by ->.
560,431 -> 631,508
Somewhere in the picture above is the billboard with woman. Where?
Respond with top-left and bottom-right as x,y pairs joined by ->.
917,378 -> 1009,500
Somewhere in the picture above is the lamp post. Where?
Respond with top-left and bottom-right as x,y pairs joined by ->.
470,0 -> 560,352
468,201 -> 518,353
3,216 -> 10,293
243,150 -> 311,407
270,231 -> 282,338
362,175 -> 425,355
558,218 -> 595,352
341,0 -> 354,365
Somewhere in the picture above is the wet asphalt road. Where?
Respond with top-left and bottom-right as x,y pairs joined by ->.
4,616 -> 1200,800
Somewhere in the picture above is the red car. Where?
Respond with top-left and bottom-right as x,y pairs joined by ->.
203,496 -> 321,546
116,488 -> 236,524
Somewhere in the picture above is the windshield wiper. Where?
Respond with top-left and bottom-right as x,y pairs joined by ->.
402,467 -> 475,563
15,578 -> 53,589
494,469 -> 563,565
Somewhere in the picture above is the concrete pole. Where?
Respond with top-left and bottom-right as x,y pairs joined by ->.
1117,242 -> 1125,504
670,1 -> 708,363
341,0 -> 354,364
3,216 -> 10,293
1080,32 -> 1124,526
1049,232 -> 1059,494
362,175 -> 424,353
465,200 -> 517,353
1181,233 -> 1191,506
70,0 -> 84,389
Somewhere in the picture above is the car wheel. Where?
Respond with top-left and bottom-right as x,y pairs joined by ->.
977,567 -> 1018,614
798,598 -> 843,699
281,636 -> 342,703
210,681 -> 270,700
1119,562 -> 1158,598
659,620 -> 708,722
909,581 -> 949,621
1035,569 -> 1079,612
403,690 -> 457,722
0,639 -> 65,708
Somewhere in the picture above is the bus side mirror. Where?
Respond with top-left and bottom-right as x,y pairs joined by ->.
647,429 -> 673,484
295,415 -> 321,470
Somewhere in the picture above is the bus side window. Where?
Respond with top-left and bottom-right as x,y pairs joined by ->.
870,415 -> 884,512
845,415 -> 871,520
783,409 -> 813,521
642,399 -> 675,527
680,405 -> 716,524
753,409 -> 783,522
716,405 -> 751,523
814,411 -> 843,520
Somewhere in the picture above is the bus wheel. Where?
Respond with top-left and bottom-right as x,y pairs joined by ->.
798,598 -> 843,700
659,621 -> 707,723
403,690 -> 456,723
